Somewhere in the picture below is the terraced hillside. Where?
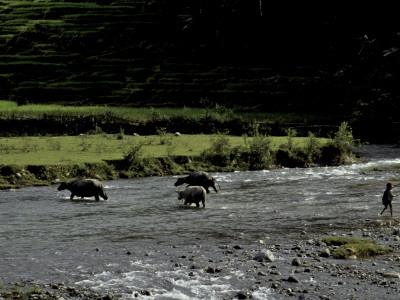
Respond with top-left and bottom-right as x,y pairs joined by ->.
0,0 -> 340,111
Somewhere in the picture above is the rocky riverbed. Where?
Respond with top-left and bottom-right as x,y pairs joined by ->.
1,218 -> 400,300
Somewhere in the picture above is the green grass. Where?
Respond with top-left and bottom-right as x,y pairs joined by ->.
0,100 -> 338,124
0,134 -> 328,166
322,236 -> 393,259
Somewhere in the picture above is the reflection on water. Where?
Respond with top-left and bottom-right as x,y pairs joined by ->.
1,145 -> 400,298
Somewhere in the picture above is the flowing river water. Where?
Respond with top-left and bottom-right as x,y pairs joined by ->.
1,145 -> 400,299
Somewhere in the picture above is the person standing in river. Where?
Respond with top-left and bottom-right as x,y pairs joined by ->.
380,183 -> 397,216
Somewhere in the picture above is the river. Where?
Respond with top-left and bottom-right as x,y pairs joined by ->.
1,144 -> 400,299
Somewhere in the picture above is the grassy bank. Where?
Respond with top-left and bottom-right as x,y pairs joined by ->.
0,101 -> 341,138
0,134 -> 328,166
0,121 -> 357,190
0,100 -> 339,125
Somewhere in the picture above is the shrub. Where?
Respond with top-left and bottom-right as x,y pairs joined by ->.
305,131 -> 321,164
285,128 -> 297,151
247,126 -> 272,169
323,121 -> 359,164
332,121 -> 357,155
122,142 -> 144,172
202,130 -> 232,166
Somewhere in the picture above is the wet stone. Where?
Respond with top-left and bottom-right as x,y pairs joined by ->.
287,275 -> 300,283
292,258 -> 301,266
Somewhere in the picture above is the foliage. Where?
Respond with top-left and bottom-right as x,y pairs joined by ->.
332,122 -> 357,155
201,130 -> 232,166
305,131 -> 321,164
246,124 -> 272,170
122,142 -> 144,172
284,128 -> 297,151
322,236 -> 393,259
322,121 -> 359,164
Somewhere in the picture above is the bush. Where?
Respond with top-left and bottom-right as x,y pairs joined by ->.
322,121 -> 359,164
202,130 -> 232,166
332,121 -> 357,155
122,142 -> 144,172
247,127 -> 272,170
305,131 -> 321,164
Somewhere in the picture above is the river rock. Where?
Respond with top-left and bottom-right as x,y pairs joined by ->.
381,272 -> 400,278
287,275 -> 301,283
253,249 -> 275,262
292,258 -> 301,266
320,248 -> 330,258
237,290 -> 252,299
52,178 -> 60,184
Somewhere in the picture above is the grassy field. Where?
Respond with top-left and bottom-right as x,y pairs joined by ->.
0,133 -> 328,166
0,100 -> 338,124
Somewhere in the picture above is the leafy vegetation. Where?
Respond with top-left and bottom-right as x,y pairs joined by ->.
0,134 -> 329,166
0,125 -> 357,189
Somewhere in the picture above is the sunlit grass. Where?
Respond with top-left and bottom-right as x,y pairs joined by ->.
0,100 -> 337,123
0,134 -> 328,166
322,236 -> 393,259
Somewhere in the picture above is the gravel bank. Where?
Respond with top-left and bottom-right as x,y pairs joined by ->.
1,219 -> 400,300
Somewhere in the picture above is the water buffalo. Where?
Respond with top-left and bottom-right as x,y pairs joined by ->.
58,179 -> 108,201
174,171 -> 220,193
176,186 -> 207,208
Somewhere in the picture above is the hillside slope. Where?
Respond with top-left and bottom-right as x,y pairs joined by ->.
1,1 -> 400,141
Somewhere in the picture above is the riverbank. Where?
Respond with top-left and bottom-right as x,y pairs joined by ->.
1,122 -> 358,190
1,217 -> 399,300
0,145 -> 352,190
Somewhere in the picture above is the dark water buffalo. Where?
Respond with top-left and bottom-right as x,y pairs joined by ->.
58,179 -> 108,201
176,186 -> 207,208
174,171 -> 220,193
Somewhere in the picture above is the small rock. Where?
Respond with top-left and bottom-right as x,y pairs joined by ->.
174,132 -> 181,136
292,258 -> 301,266
253,249 -> 275,262
258,271 -> 267,276
382,272 -> 400,278
237,290 -> 252,299
206,266 -> 216,273
287,275 -> 300,283
320,248 -> 330,258
348,255 -> 358,260
271,282 -> 281,289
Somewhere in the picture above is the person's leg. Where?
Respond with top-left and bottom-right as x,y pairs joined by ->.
389,203 -> 393,216
381,205 -> 388,215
